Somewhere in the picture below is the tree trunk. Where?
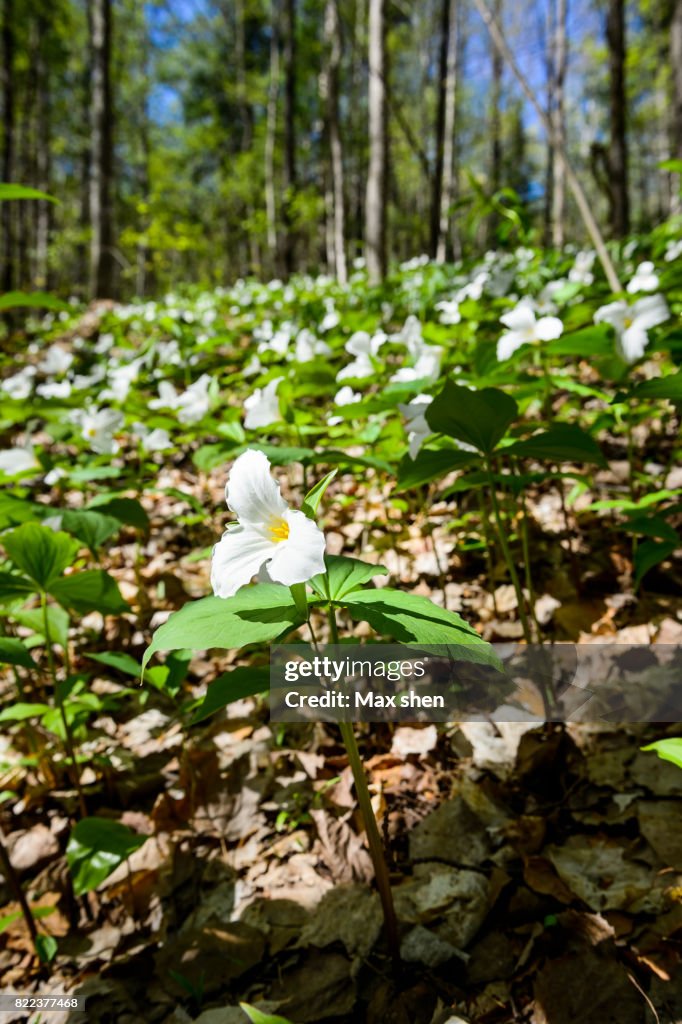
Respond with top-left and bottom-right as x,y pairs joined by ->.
490,0 -> 503,194
365,0 -> 387,284
34,13 -> 51,289
436,0 -> 458,263
551,0 -> 567,247
1,0 -> 15,292
322,0 -> 347,283
265,0 -> 280,269
671,0 -> 682,213
281,0 -> 296,275
606,0 -> 629,237
430,0 -> 450,258
88,0 -> 115,298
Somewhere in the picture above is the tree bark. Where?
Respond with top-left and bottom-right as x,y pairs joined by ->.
322,0 -> 347,283
490,0 -> 503,194
281,0 -> 296,275
34,12 -> 51,289
265,1 -> 280,269
365,0 -> 387,284
551,0 -> 567,247
671,0 -> 682,212
430,0 -> 450,258
436,0 -> 458,263
88,0 -> 115,298
1,0 -> 15,292
606,0 -> 629,237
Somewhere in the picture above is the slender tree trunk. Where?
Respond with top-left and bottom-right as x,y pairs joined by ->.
322,0 -> 347,283
88,0 -> 115,298
543,0 -> 555,245
490,0 -> 503,193
265,1 -> 280,269
365,0 -> 387,284
34,14 -> 51,289
606,0 -> 629,237
1,0 -> 15,292
281,0 -> 296,275
671,0 -> 682,213
436,0 -> 458,263
234,0 -> 253,151
551,0 -> 567,247
430,0 -> 450,258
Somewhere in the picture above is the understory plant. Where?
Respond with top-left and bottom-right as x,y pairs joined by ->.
143,450 -> 499,959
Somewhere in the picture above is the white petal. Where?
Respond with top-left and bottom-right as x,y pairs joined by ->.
497,330 -> 527,361
594,301 -> 626,332
620,325 -> 649,363
535,316 -> 563,341
632,294 -> 670,331
266,509 -> 326,586
346,331 -> 372,356
226,449 -> 288,525
500,305 -> 536,332
211,524 -> 275,598
0,448 -> 39,474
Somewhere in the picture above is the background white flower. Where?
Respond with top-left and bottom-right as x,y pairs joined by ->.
78,408 -> 124,454
399,394 -> 433,458
594,294 -> 670,363
244,377 -> 283,429
497,302 -> 563,361
0,446 -> 40,475
211,449 -> 326,598
626,261 -> 659,294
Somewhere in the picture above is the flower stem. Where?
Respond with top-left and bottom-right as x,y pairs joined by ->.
485,462 -> 533,644
41,593 -> 88,819
327,602 -> 400,963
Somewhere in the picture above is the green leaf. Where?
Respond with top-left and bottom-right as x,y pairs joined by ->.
505,423 -> 607,467
641,738 -> 682,771
61,509 -> 122,554
49,570 -> 130,615
239,1005 -> 296,1024
0,637 -> 35,669
343,589 -> 501,669
87,496 -> 149,531
0,571 -> 36,603
143,583 -> 302,674
634,539 -> 677,588
66,817 -> 148,896
426,383 -> 518,455
309,555 -> 388,603
396,448 -> 478,489
191,666 -> 270,723
14,605 -> 70,649
0,183 -> 59,203
621,515 -> 679,544
619,370 -> 682,403
0,291 -> 70,312
302,469 -> 337,518
0,702 -> 51,722
2,523 -> 79,589
86,650 -> 142,677
546,324 -> 613,357
35,933 -> 58,963
0,494 -> 39,530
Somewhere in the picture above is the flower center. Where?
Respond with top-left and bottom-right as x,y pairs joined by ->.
624,317 -> 633,328
268,517 -> 290,543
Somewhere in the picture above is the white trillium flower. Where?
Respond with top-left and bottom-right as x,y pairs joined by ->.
0,446 -> 40,475
594,294 -> 670,363
626,261 -> 659,294
211,449 -> 326,599
398,394 -> 433,459
328,385 -> 361,426
78,408 -> 124,454
568,250 -> 595,286
244,377 -> 283,429
496,302 -> 563,362
435,299 -> 461,325
38,344 -> 73,376
293,329 -> 331,363
1,367 -> 36,400
36,380 -> 72,400
391,344 -> 443,384
664,239 -> 682,263
132,423 -> 173,452
149,374 -> 212,424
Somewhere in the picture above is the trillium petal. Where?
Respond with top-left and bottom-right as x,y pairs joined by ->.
535,316 -> 563,341
266,509 -> 326,586
632,294 -> 670,332
500,305 -> 536,332
226,449 -> 288,524
620,325 -> 649,363
497,330 -> 527,362
594,301 -> 626,332
210,524 -> 275,598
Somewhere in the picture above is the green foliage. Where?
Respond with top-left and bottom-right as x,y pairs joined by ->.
66,817 -> 148,896
426,384 -> 518,455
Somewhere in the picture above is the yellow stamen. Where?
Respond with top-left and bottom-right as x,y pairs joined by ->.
269,518 -> 290,543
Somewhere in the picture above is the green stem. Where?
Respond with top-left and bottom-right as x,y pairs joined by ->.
485,463 -> 533,644
41,593 -> 87,819
327,602 -> 400,963
477,489 -> 499,615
